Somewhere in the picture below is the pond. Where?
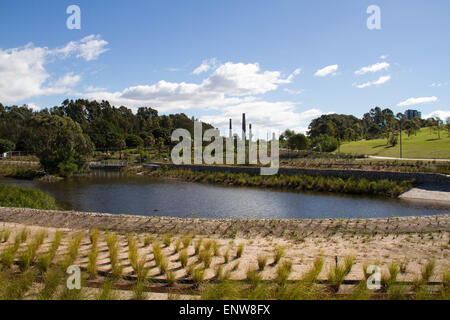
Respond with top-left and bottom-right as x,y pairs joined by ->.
1,172 -> 448,219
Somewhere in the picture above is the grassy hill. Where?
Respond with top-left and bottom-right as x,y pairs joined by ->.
339,128 -> 450,159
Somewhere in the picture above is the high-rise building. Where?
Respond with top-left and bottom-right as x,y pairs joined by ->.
405,109 -> 421,120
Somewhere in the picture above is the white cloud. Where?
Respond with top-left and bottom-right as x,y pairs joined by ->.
200,102 -> 324,136
54,72 -> 81,88
355,62 -> 390,75
283,88 -> 304,95
86,62 -> 300,112
380,55 -> 388,59
192,58 -> 217,75
397,96 -> 438,107
85,85 -> 106,92
429,82 -> 448,87
354,75 -> 391,88
0,36 -> 108,103
55,35 -> 109,61
423,110 -> 450,120
314,64 -> 338,77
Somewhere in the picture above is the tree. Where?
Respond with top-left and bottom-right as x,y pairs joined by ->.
287,134 -> 310,151
24,115 -> 94,176
312,135 -> 339,152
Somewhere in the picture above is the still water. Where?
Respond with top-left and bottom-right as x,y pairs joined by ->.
1,172 -> 449,219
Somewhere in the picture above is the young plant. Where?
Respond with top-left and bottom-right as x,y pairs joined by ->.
199,249 -> 213,268
179,249 -> 189,268
106,232 -> 122,278
257,255 -> 268,271
97,279 -> 118,300
246,268 -> 262,288
166,270 -> 176,286
236,243 -> 245,259
273,246 -> 285,265
421,260 -> 435,284
327,255 -> 354,293
163,234 -> 172,248
61,232 -> 83,270
276,260 -> 293,285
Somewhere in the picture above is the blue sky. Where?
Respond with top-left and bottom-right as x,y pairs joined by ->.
0,0 -> 449,136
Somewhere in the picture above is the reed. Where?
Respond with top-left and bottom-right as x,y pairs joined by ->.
179,249 -> 189,268
87,229 -> 99,277
18,231 -> 47,271
246,269 -> 262,287
61,232 -> 83,270
421,260 -> 435,284
257,255 -> 268,271
327,255 -> 354,292
97,279 -> 118,300
236,243 -> 245,259
276,260 -> 293,285
152,241 -> 162,266
38,267 -> 64,300
273,246 -> 285,265
105,232 -> 122,278
199,249 -> 213,268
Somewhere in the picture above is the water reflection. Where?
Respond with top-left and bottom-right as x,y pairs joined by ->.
1,172 -> 449,219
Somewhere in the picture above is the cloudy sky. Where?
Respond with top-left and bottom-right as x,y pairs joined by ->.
0,0 -> 449,137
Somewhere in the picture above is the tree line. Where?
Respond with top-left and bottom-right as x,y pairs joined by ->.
282,107 -> 448,152
0,99 -> 212,175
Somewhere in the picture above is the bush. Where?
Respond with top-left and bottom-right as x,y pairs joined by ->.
0,139 -> 15,153
0,184 -> 59,210
388,134 -> 398,147
313,135 -> 339,152
125,135 -> 144,149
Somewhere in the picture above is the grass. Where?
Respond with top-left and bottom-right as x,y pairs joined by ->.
105,232 -> 122,278
17,230 -> 46,271
327,255 -> 355,292
257,255 -> 268,271
87,229 -> 99,277
0,184 -> 59,210
97,279 -> 118,300
236,243 -> 245,259
273,246 -> 285,265
61,232 -> 83,270
38,266 -> 64,300
149,168 -> 413,198
276,260 -> 293,285
339,128 -> 450,159
37,231 -> 62,272
179,249 -> 189,268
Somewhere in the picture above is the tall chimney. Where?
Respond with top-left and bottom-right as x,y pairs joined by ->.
249,124 -> 252,141
229,119 -> 232,138
242,113 -> 246,141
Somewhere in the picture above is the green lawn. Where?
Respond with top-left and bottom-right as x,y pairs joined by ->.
339,128 -> 450,159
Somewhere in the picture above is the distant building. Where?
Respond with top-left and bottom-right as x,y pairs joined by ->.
405,109 -> 421,120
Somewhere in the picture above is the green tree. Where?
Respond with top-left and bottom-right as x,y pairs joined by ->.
287,133 -> 310,151
24,115 -> 94,176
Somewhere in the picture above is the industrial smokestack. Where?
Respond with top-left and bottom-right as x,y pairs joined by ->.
249,124 -> 252,141
229,119 -> 232,138
242,113 -> 246,141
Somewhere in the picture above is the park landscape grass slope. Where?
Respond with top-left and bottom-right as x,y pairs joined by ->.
339,128 -> 450,159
